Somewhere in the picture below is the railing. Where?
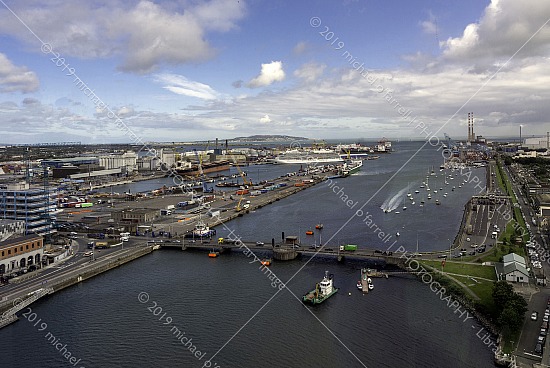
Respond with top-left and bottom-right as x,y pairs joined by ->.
0,287 -> 54,319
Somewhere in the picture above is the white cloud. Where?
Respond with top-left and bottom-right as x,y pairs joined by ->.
155,73 -> 219,100
294,62 -> 326,83
442,0 -> 550,64
259,114 -> 271,123
0,53 -> 39,93
0,1 -> 246,74
419,11 -> 437,35
248,61 -> 286,88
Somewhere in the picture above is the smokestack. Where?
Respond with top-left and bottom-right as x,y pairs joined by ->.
471,112 -> 474,142
467,113 -> 471,142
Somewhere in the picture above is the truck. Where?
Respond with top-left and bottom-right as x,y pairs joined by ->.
166,204 -> 175,210
491,231 -> 498,239
160,209 -> 172,216
95,242 -> 109,249
340,244 -> 358,251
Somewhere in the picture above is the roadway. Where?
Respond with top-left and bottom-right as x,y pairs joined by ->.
0,235 -> 146,311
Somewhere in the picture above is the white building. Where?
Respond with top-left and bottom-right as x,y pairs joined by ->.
496,253 -> 529,283
99,151 -> 137,172
160,148 -> 176,168
524,137 -> 549,150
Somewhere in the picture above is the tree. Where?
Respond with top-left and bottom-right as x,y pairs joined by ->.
492,281 -> 513,314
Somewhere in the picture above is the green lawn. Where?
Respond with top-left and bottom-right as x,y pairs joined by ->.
421,260 -> 497,280
452,274 -> 496,314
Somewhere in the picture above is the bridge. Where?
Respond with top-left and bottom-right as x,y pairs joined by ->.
159,241 -> 414,268
0,287 -> 54,329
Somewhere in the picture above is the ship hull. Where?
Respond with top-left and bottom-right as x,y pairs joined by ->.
302,288 -> 338,304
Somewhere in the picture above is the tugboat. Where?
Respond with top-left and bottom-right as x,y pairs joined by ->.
305,230 -> 314,235
208,250 -> 219,258
315,223 -> 324,230
260,258 -> 271,266
185,220 -> 216,238
303,271 -> 338,304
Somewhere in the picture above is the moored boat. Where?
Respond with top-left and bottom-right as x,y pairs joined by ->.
303,271 -> 338,304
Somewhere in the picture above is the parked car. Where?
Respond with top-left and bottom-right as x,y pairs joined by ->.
535,342 -> 543,355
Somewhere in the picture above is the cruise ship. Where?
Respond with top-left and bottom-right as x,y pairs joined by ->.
271,149 -> 344,164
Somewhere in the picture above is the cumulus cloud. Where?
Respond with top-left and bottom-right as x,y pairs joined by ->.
294,62 -> 326,83
248,61 -> 286,88
442,0 -> 550,63
0,53 -> 39,93
155,73 -> 219,100
0,0 -> 246,74
259,114 -> 271,123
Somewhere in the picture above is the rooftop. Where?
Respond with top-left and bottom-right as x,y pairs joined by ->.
0,234 -> 43,249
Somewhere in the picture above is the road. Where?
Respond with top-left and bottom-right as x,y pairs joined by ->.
0,236 -> 145,309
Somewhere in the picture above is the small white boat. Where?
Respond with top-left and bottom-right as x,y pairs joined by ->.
368,283 -> 374,290
396,232 -> 400,237
415,190 -> 420,193
356,281 -> 362,290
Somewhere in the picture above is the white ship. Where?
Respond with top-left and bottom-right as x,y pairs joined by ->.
271,149 -> 344,164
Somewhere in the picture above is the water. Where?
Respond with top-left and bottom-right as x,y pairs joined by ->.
0,142 -> 495,367
0,251 -> 494,367
216,142 -> 485,252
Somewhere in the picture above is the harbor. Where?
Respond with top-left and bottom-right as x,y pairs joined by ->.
0,140 -> 508,368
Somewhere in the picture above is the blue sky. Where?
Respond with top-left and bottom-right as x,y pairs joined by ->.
0,0 -> 549,143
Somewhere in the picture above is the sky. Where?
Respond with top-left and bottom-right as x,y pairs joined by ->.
0,0 -> 549,144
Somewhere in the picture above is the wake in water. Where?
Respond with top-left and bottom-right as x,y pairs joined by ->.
380,185 -> 412,212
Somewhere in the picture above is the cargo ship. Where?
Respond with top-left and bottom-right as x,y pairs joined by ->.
302,271 -> 338,305
175,160 -> 230,176
340,160 -> 363,177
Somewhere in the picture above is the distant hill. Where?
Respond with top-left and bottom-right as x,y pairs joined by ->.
231,135 -> 308,142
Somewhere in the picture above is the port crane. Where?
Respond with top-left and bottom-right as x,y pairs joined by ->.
193,149 -> 213,193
